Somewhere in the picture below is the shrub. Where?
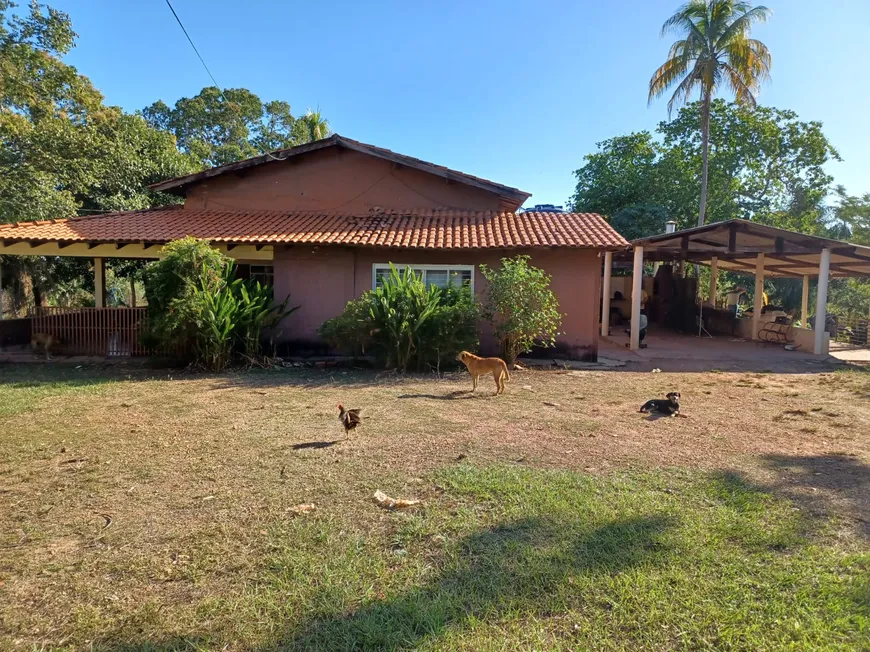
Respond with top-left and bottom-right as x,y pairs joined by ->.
184,265 -> 238,371
369,264 -> 441,370
318,296 -> 373,357
142,237 -> 230,351
319,264 -> 479,371
143,238 -> 298,369
416,283 -> 479,370
479,255 -> 562,364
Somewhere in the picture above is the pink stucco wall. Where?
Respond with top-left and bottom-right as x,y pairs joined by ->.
273,246 -> 602,360
184,147 -> 511,213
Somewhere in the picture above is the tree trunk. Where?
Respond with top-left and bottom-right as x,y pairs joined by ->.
698,90 -> 712,227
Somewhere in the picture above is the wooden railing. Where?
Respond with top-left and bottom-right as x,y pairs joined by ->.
32,307 -> 153,356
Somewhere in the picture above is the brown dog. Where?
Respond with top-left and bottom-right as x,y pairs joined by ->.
457,351 -> 510,395
31,333 -> 56,360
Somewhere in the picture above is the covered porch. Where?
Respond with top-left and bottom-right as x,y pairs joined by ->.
602,220 -> 870,358
0,213 -> 275,356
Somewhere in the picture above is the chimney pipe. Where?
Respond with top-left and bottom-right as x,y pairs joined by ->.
665,221 -> 677,234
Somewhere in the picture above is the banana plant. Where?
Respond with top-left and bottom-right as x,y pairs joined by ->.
369,263 -> 440,371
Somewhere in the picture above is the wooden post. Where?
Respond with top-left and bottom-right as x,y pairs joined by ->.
753,253 -> 764,341
130,277 -> 137,308
709,256 -> 718,306
801,275 -> 809,329
814,248 -> 831,355
94,257 -> 105,308
0,260 -> 4,320
601,251 -> 612,337
630,246 -> 643,351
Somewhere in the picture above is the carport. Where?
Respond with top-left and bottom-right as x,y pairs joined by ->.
603,219 -> 870,355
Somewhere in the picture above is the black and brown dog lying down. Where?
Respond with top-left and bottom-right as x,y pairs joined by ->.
639,392 -> 681,417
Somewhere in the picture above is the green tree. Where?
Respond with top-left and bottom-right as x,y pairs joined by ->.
300,108 -> 330,142
649,0 -> 771,227
479,256 -> 562,364
609,204 -> 672,241
0,0 -> 99,123
569,132 -> 665,219
830,185 -> 870,246
142,237 -> 230,351
142,87 -> 329,168
0,1 -> 196,312
657,101 -> 837,232
826,187 -> 870,320
570,102 -> 838,239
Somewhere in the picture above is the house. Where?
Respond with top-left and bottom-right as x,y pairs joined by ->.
0,135 -> 628,359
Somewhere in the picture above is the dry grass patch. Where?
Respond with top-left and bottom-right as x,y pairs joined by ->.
0,363 -> 868,649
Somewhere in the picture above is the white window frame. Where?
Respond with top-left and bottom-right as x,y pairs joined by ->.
371,263 -> 475,293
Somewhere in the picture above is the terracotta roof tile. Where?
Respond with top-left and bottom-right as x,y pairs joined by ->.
0,206 -> 629,250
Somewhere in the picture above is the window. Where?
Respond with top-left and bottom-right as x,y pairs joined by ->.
372,264 -> 474,292
249,264 -> 274,287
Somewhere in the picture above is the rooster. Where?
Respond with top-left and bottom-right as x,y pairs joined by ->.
338,404 -> 363,434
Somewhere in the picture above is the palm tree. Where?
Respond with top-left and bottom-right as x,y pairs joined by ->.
303,108 -> 330,141
649,1 -> 771,226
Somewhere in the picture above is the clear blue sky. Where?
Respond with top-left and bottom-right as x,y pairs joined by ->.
49,0 -> 870,207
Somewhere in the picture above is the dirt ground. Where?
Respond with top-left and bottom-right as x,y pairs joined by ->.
1,363 -> 868,647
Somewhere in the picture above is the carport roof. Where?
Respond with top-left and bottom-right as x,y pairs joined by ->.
628,219 -> 870,278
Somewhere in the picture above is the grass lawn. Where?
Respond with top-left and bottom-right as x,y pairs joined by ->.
0,363 -> 868,650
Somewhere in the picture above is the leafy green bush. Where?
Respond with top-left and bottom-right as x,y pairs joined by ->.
318,296 -> 374,357
142,237 -> 230,350
479,255 -> 562,364
184,265 -> 238,371
416,283 -> 479,370
369,265 -> 440,370
319,264 -> 478,371
143,238 -> 298,369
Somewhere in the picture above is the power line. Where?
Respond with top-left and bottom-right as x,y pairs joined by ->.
163,0 -> 224,96
162,0 -> 287,161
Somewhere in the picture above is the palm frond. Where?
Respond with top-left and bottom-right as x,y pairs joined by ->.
651,1 -> 771,116
649,55 -> 693,105
661,0 -> 708,39
714,5 -> 771,50
666,64 -> 703,116
720,62 -> 757,106
723,36 -> 771,91
744,38 -> 772,77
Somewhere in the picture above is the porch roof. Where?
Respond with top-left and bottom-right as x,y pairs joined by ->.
0,206 -> 628,253
627,219 -> 870,278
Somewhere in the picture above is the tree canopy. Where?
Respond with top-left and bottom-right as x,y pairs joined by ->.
0,1 -> 196,224
830,185 -> 870,246
142,88 -> 331,168
570,100 -> 840,238
0,1 -> 328,312
648,0 -> 772,227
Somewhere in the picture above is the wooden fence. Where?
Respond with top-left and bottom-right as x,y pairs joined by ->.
32,307 -> 152,356
834,316 -> 869,347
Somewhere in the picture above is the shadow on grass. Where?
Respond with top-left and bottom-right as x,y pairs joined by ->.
291,440 -> 342,450
397,390 -> 476,401
0,362 -> 438,391
642,412 -> 679,421
760,454 -> 870,539
705,455 -> 870,540
209,369 -> 464,392
266,514 -> 674,650
0,363 -> 147,389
